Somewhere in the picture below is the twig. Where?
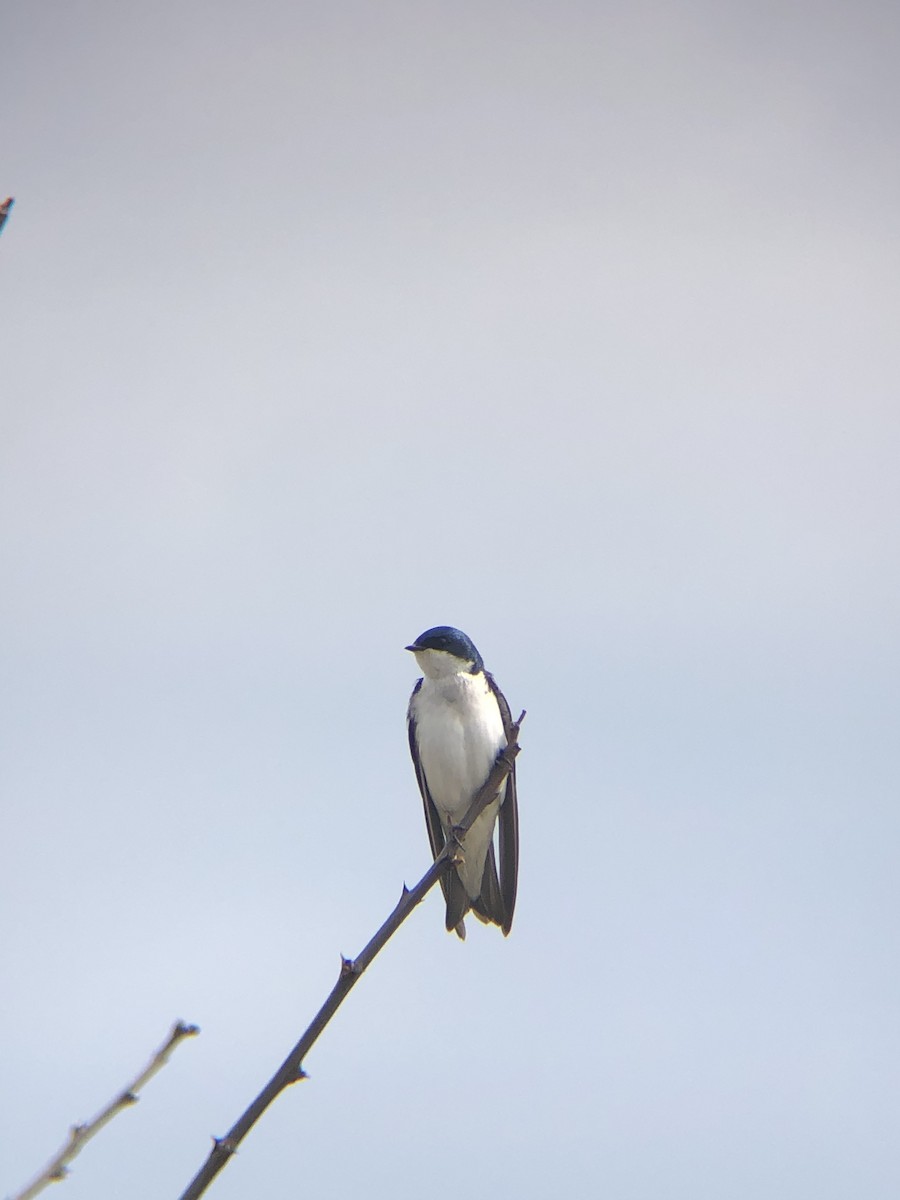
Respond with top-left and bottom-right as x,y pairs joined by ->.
9,1020 -> 199,1200
178,710 -> 525,1200
0,197 -> 13,236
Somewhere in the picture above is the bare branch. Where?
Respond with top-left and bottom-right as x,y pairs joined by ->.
178,711 -> 524,1200
9,1020 -> 199,1200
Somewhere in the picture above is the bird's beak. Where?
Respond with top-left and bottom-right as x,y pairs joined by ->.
405,644 -> 420,653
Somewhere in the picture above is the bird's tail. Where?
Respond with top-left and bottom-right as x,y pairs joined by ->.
445,871 -> 469,940
443,845 -> 507,940
469,843 -> 508,933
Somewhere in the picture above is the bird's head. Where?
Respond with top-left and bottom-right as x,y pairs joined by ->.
405,626 -> 484,678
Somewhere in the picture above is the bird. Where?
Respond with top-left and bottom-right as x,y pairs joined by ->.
406,625 -> 519,939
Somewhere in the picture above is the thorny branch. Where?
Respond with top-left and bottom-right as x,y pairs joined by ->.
178,710 -> 525,1200
9,1020 -> 199,1200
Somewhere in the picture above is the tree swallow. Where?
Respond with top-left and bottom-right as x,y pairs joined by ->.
406,626 -> 519,939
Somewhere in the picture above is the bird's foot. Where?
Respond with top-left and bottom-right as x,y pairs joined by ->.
447,826 -> 467,866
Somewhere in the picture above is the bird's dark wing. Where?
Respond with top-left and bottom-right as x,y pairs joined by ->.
486,671 -> 519,936
407,681 -> 445,863
408,681 -> 465,935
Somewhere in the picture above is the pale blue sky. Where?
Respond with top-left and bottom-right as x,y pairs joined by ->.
3,3 -> 899,1198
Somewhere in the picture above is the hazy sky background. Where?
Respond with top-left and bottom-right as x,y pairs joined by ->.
3,2 -> 899,1197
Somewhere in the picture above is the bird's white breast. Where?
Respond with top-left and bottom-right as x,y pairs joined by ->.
410,670 -> 507,825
